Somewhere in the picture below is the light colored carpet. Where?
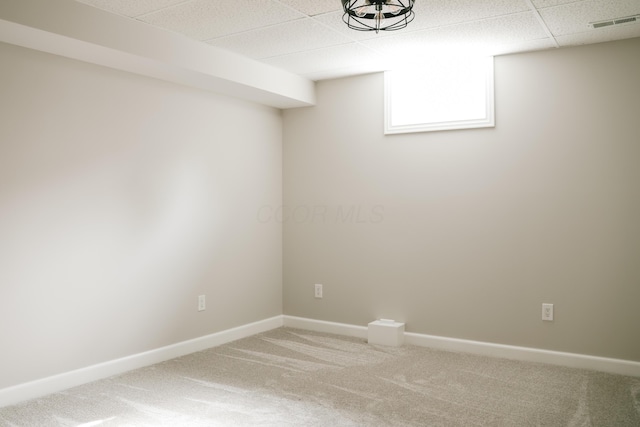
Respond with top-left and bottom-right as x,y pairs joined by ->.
1,327 -> 639,426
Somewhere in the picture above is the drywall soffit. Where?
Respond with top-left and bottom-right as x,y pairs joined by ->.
0,0 -> 315,109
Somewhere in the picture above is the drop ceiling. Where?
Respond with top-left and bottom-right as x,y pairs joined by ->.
75,0 -> 640,81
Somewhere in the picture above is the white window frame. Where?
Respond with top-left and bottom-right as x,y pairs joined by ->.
384,56 -> 495,134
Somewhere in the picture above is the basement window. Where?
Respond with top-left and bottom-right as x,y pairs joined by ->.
384,56 -> 495,134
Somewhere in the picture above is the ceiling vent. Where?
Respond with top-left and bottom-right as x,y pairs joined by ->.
590,14 -> 640,29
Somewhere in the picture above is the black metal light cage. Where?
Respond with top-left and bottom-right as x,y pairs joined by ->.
342,0 -> 415,33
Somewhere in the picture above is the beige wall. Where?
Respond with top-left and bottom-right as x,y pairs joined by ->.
0,42 -> 282,389
2,35 -> 639,393
283,38 -> 640,362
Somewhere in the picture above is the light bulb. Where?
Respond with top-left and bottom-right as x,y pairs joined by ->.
386,4 -> 403,15
374,11 -> 386,30
354,0 -> 369,17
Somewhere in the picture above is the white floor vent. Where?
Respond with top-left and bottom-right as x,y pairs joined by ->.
590,15 -> 639,29
368,319 -> 405,347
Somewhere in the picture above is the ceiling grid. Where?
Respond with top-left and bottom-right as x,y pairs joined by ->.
75,0 -> 640,80
524,0 -> 560,47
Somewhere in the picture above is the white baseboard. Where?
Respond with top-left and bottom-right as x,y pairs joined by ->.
283,315 -> 640,377
403,332 -> 640,377
283,315 -> 368,339
4,314 -> 638,409
0,315 -> 283,408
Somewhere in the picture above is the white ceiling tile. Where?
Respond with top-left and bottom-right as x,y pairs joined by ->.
540,0 -> 640,36
276,0 -> 342,16
263,43 -> 386,76
530,0 -> 579,8
139,0 -> 306,40
362,12 -> 550,59
75,0 -> 187,17
410,0 -> 530,30
74,0 -> 640,81
208,18 -> 353,59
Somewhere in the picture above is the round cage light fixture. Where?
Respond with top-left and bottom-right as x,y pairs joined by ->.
342,0 -> 415,33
